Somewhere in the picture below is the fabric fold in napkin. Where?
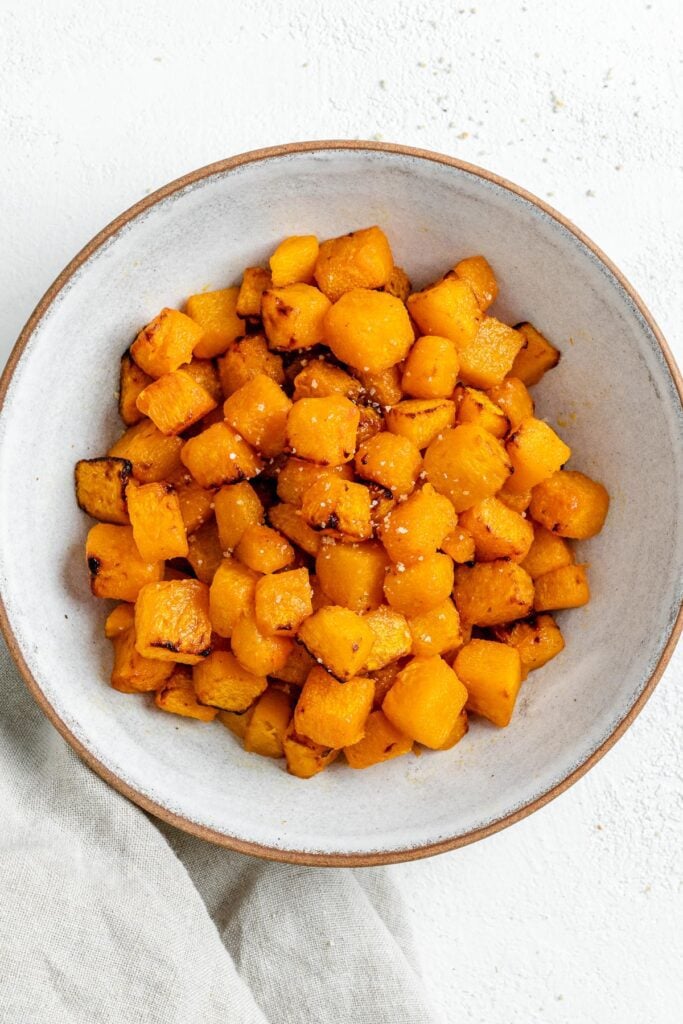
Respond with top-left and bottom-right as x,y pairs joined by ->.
0,638 -> 439,1024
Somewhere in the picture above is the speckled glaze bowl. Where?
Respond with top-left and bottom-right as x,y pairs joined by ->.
1,142 -> 681,865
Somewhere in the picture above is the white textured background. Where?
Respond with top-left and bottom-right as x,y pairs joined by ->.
1,1 -> 681,1021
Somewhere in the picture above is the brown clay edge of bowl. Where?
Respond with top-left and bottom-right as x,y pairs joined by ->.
1,140 -> 682,867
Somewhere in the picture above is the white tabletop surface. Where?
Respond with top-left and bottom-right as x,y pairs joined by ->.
1,1 -> 681,1020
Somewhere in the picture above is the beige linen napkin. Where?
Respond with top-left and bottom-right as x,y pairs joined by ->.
0,638 -> 439,1024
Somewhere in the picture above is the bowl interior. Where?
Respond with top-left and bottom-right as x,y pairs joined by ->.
1,146 -> 681,861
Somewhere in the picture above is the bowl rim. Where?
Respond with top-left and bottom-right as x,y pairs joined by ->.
1,139 -> 681,866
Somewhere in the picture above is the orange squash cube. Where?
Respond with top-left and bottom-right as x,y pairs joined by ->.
520,523 -> 574,578
193,650 -> 267,712
270,235 -> 319,287
294,666 -> 374,748
276,457 -> 353,506
110,626 -> 174,693
438,707 -> 469,750
262,283 -> 331,350
244,686 -> 293,757
324,289 -> 414,373
181,422 -> 263,489
402,335 -> 460,399
155,667 -> 218,721
86,524 -> 163,601
423,423 -> 511,512
493,613 -> 565,676
510,322 -> 561,385
362,605 -> 412,671
344,709 -> 413,768
286,395 -> 360,465
314,225 -> 393,302
383,553 -> 454,617
370,662 -> 403,709
119,352 -> 153,426
236,268 -> 271,319
385,398 -> 456,449
454,560 -> 535,626
382,265 -> 411,303
316,540 -> 389,613
254,567 -> 312,636
271,644 -> 317,686
496,483 -> 532,514
382,655 -> 468,748
131,308 -> 203,378
529,470 -> 610,539
218,706 -> 255,740
223,374 -> 292,457
407,275 -> 482,348
454,639 -> 522,727
268,502 -> 321,557
186,520 -> 223,583
456,386 -> 509,438
354,432 -> 422,497
506,417 -> 571,494
181,358 -> 222,403
168,471 -> 215,534
459,496 -> 534,563
293,360 -> 363,403
127,481 -> 188,561
109,419 -> 183,483
135,579 -> 212,664
458,317 -> 525,389
135,369 -> 217,435
440,526 -> 476,563
301,476 -> 372,541
186,287 -> 243,359
454,255 -> 498,310
213,481 -> 264,552
407,598 -> 462,657
218,334 -> 285,396
534,563 -> 590,611
487,377 -> 534,431
298,606 -> 375,681
104,602 -> 135,638
75,457 -> 131,524
283,723 -> 339,778
356,365 -> 403,407
235,523 -> 294,573
209,557 -> 258,638
231,613 -> 293,676
380,484 -> 456,565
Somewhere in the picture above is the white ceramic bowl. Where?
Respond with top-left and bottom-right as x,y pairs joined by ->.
1,142 -> 681,865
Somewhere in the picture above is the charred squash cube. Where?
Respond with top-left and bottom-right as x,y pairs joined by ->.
217,334 -> 285,396
292,360 -> 363,403
110,626 -> 174,693
458,496 -> 534,563
276,457 -> 353,506
294,666 -> 374,748
181,422 -> 263,489
493,614 -> 565,676
268,502 -> 321,557
283,722 -> 339,778
119,352 -> 153,426
456,386 -> 509,438
314,225 -> 393,302
155,667 -> 218,721
186,520 -> 223,583
135,579 -> 212,664
109,419 -> 183,483
510,322 -> 561,385
131,307 -> 203,378
193,650 -> 267,712
75,457 -> 131,524
301,476 -> 372,540
186,287 -> 243,359
354,432 -> 422,497
298,606 -> 375,681
262,283 -> 331,351
506,417 -> 571,494
86,524 -> 163,601
385,398 -> 456,450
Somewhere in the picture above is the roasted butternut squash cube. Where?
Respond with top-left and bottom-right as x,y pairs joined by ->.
324,289 -> 414,373
314,225 -> 393,302
187,520 -> 223,583
193,650 -> 267,712
186,287 -> 243,359
283,723 -> 339,778
380,484 -> 456,564
135,369 -> 217,435
298,606 -> 375,681
127,481 -> 188,562
407,275 -> 482,348
268,502 -> 321,557
456,387 -> 509,438
454,640 -> 522,727
534,563 -> 590,611
487,377 -> 534,431
458,317 -> 525,389
209,557 -> 258,637
424,423 -> 511,512
135,579 -> 212,664
354,432 -> 422,497
104,602 -> 135,638
155,668 -> 218,721
181,422 -> 263,489
294,666 -> 374,748
292,361 -> 363,402
496,483 -> 532,514
262,283 -> 331,351
310,575 -> 333,611
286,395 -> 359,466
438,707 -> 469,750
506,417 -> 571,494
382,265 -> 411,303
110,626 -> 174,693
408,598 -> 462,657
385,398 -> 456,450
383,553 -> 454,617
371,661 -> 403,708
459,496 -> 534,563
119,352 -> 153,425
362,606 -> 412,670
86,524 -> 163,601
493,614 -> 565,676
254,568 -> 312,636
356,406 -> 384,447
301,477 -> 372,541
271,642 -> 317,686
244,686 -> 293,757
181,358 -> 223,403
213,481 -> 264,553
511,322 -> 561,385
218,706 -> 254,740
382,655 -> 468,748
402,335 -> 459,399
231,613 -> 293,676
235,523 -> 294,573
316,540 -> 389,613
356,365 -> 403,407
440,526 -> 476,564
131,308 -> 203,378
454,255 -> 498,311
236,268 -> 271,319
520,523 -> 574,578
270,235 -> 319,288
218,334 -> 285,396
453,560 -> 535,626
276,457 -> 353,506
529,470 -> 610,539
222,374 -> 292,457
344,710 -> 413,768
75,457 -> 131,524
109,419 -> 183,483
